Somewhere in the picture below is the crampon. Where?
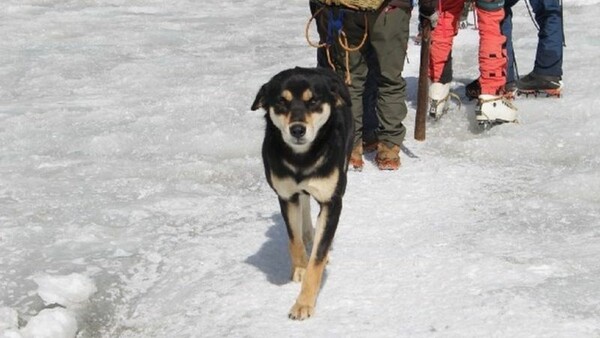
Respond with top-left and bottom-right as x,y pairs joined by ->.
516,72 -> 563,98
429,92 -> 462,121
517,88 -> 562,98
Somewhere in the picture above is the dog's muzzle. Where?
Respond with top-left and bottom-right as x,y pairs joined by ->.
289,123 -> 306,139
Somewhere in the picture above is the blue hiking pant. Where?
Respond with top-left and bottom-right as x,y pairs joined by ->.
503,0 -> 563,81
502,0 -> 520,83
530,0 -> 563,77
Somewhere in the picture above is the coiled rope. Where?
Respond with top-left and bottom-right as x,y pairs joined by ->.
305,6 -> 368,85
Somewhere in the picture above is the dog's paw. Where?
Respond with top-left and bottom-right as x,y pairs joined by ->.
288,302 -> 314,320
291,266 -> 306,282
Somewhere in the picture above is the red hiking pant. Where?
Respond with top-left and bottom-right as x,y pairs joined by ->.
429,1 -> 506,95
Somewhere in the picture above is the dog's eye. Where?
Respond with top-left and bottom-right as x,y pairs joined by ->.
307,98 -> 319,106
278,97 -> 288,105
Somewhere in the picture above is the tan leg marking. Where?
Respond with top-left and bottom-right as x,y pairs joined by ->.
288,256 -> 328,320
288,206 -> 329,320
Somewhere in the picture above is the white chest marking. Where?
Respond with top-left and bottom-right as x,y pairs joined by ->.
270,168 -> 339,202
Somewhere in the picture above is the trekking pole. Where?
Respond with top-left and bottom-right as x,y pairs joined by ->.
414,19 -> 431,141
560,0 -> 566,47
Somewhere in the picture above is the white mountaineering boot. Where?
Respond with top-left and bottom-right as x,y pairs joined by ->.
428,82 -> 451,120
475,94 -> 518,125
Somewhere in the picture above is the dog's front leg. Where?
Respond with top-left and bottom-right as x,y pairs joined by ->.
289,196 -> 342,320
279,196 -> 309,282
299,193 -> 314,250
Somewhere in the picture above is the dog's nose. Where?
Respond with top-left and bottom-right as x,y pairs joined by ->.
290,124 -> 306,138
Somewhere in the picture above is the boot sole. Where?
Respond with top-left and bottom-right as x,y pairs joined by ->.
376,158 -> 400,170
517,88 -> 562,98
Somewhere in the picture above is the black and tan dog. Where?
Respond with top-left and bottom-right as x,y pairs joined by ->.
251,67 -> 353,320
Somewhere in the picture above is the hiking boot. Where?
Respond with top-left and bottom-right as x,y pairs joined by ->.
375,142 -> 400,170
428,82 -> 451,120
467,79 -> 517,100
475,94 -> 518,126
517,72 -> 563,97
350,144 -> 364,171
504,81 -> 517,98
465,79 -> 481,101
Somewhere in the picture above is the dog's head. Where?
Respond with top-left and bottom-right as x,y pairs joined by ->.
251,68 -> 351,153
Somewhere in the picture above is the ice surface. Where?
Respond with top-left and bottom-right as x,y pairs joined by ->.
33,274 -> 97,308
20,308 -> 77,338
1,1 -> 599,337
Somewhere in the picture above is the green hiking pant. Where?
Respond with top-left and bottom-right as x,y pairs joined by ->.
322,6 -> 410,148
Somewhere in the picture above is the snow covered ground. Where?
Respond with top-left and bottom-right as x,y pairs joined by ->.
1,1 -> 599,337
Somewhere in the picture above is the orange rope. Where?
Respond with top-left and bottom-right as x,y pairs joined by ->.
325,47 -> 336,71
305,6 -> 327,48
337,14 -> 368,52
337,14 -> 368,84
305,7 -> 369,85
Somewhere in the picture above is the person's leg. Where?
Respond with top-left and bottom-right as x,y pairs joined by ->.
429,0 -> 463,83
428,0 -> 463,118
318,4 -> 377,150
323,9 -> 370,169
337,10 -> 370,149
476,3 -> 507,95
517,0 -> 563,94
502,0 -> 520,84
466,0 -> 518,99
370,6 -> 411,169
531,0 -> 563,77
362,47 -> 379,150
475,1 -> 517,124
370,7 -> 409,147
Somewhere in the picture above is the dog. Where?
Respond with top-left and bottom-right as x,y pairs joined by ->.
251,67 -> 353,320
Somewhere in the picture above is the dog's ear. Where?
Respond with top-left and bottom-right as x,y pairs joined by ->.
251,83 -> 267,111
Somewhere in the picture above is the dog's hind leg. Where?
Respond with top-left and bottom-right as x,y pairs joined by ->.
300,193 -> 314,251
279,196 -> 309,283
289,196 -> 342,320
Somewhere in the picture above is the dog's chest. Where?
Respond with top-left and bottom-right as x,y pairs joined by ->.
269,168 -> 339,202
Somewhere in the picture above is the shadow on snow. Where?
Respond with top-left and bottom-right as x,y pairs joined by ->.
245,214 -> 291,286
